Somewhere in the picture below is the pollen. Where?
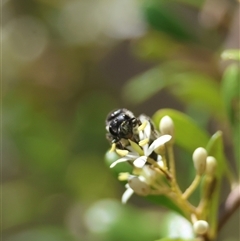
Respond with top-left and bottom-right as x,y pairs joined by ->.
116,149 -> 129,156
139,138 -> 149,147
118,172 -> 130,181
129,139 -> 144,155
109,143 -> 116,152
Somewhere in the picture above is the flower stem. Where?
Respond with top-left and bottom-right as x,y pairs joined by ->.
147,157 -> 172,180
167,143 -> 176,178
166,143 -> 183,196
182,174 -> 201,200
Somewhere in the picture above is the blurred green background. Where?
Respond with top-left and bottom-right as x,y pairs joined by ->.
2,0 -> 239,241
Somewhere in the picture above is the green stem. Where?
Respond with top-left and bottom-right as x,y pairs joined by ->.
166,143 -> 183,196
182,174 -> 201,200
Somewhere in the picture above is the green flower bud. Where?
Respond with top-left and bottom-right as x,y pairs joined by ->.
192,147 -> 207,175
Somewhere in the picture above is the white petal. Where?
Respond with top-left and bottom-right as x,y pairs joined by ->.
128,176 -> 150,196
146,135 -> 172,156
142,143 -> 149,156
125,152 -> 140,159
110,157 -> 129,168
121,187 -> 134,204
139,130 -> 144,140
144,121 -> 151,139
133,156 -> 148,168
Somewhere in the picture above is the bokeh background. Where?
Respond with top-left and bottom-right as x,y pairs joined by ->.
2,0 -> 239,241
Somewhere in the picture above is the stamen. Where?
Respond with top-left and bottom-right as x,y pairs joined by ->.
138,120 -> 148,131
129,139 -> 144,155
116,149 -> 129,156
118,172 -> 130,181
109,143 -> 116,152
139,138 -> 149,147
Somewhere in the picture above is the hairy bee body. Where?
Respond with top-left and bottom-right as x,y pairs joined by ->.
105,109 -> 141,147
105,108 -> 160,150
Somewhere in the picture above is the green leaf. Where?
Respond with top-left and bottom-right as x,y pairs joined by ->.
221,63 -> 240,123
221,63 -> 240,164
122,67 -> 168,105
205,131 -> 227,238
168,73 -> 226,120
146,195 -> 186,218
206,131 -> 228,177
132,31 -> 182,61
221,49 -> 240,61
153,109 -> 210,153
142,0 -> 197,42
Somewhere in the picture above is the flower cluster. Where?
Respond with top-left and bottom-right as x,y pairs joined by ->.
106,112 -> 219,239
109,115 -> 173,203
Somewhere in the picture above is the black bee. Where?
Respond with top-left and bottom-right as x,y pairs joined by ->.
105,108 -> 141,148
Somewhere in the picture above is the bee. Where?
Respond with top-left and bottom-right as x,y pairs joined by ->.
105,108 -> 141,148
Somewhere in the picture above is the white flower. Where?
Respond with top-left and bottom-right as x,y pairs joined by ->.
110,116 -> 172,169
121,175 -> 151,204
133,135 -> 171,168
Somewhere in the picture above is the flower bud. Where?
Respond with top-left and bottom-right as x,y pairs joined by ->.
193,220 -> 209,235
128,176 -> 150,196
192,147 -> 207,175
159,116 -> 174,136
206,156 -> 217,176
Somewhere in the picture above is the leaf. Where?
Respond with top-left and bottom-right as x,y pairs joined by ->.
132,31 -> 182,61
221,63 -> 240,123
122,67 -> 169,105
153,109 -> 210,153
221,49 -> 240,61
206,131 -> 227,177
168,72 -> 226,120
221,63 -> 240,165
142,0 -> 197,42
205,131 -> 227,238
146,195 -> 186,218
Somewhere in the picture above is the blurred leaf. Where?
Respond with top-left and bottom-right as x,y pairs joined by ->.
169,72 -> 226,120
153,109 -> 210,153
221,64 -> 240,164
122,67 -> 169,105
132,31 -> 182,60
221,49 -> 240,61
221,63 -> 240,123
205,131 -> 226,238
206,131 -> 228,177
146,195 -> 186,217
123,63 -> 225,122
142,0 -> 197,42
